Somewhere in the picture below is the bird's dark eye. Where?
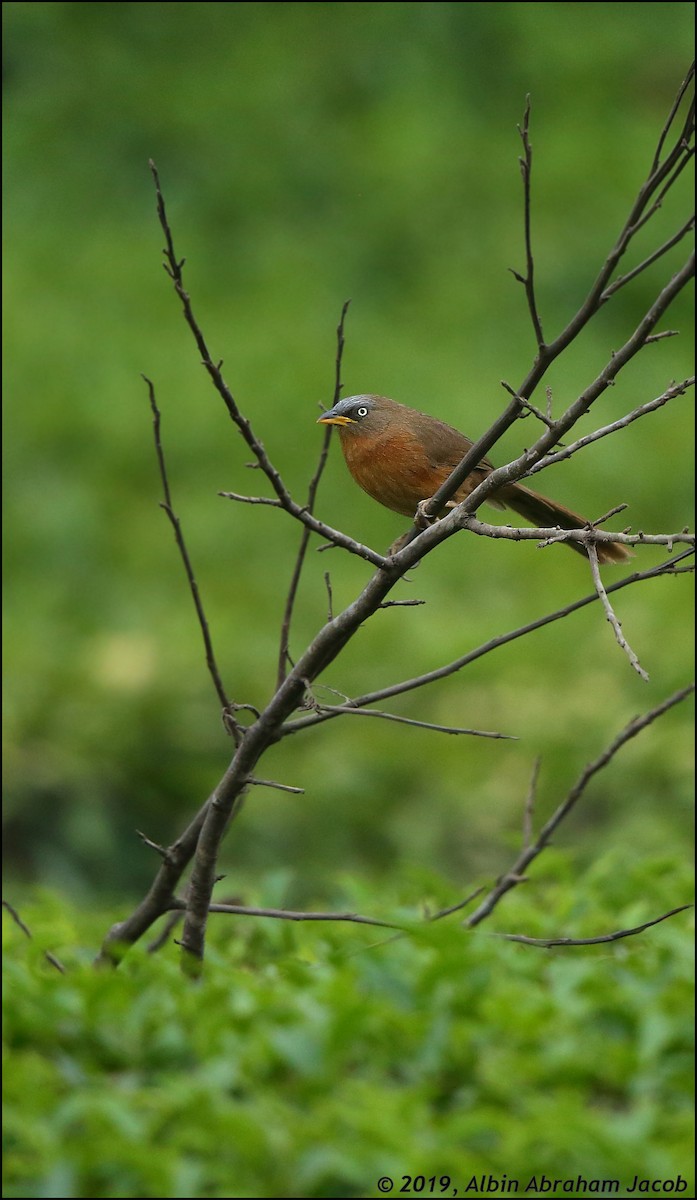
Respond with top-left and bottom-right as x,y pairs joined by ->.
356,406 -> 369,418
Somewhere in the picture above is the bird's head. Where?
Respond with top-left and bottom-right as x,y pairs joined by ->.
316,394 -> 397,435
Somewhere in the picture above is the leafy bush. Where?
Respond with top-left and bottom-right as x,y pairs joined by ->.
3,867 -> 694,1199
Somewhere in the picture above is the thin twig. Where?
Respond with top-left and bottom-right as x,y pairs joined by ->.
170,899 -> 403,930
136,830 -> 169,859
515,96 -> 546,350
2,900 -> 67,973
276,301 -> 351,689
592,503 -> 629,528
430,887 -> 486,921
601,216 -> 695,301
378,599 -> 426,608
501,380 -> 557,429
324,572 -> 334,622
628,146 -> 695,240
143,376 -> 238,732
147,911 -> 184,954
2,899 -> 32,938
586,543 -> 649,681
644,330 -> 680,344
522,757 -> 541,850
313,704 -> 515,739
218,491 -> 282,507
465,685 -> 695,929
500,905 -> 692,947
248,778 -> 305,795
651,62 -> 695,172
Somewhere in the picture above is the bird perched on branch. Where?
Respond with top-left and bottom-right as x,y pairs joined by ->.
317,393 -> 630,564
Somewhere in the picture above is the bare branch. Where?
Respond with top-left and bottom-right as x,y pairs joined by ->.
218,491 -> 282,507
500,905 -> 692,948
2,899 -> 32,938
601,215 -> 695,302
313,704 -> 516,740
465,685 -> 695,929
586,543 -> 649,681
171,899 -> 403,930
644,330 -> 680,344
143,376 -> 238,734
522,757 -> 541,851
136,830 -> 169,859
324,571 -> 334,622
501,380 -> 558,429
515,96 -> 546,350
629,147 -> 695,239
430,887 -> 486,921
248,778 -> 305,795
591,503 -> 629,528
461,516 -> 693,555
147,911 -> 183,954
651,62 -> 695,172
378,599 -> 427,608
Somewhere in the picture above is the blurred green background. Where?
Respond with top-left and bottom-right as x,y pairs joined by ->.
3,1 -> 694,905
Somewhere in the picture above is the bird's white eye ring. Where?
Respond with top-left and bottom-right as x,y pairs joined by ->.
356,406 -> 369,417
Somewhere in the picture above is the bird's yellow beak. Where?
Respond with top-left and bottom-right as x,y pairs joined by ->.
317,413 -> 355,427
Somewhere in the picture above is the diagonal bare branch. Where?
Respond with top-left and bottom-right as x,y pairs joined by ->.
143,376 -> 239,734
312,704 -> 515,740
465,685 -> 695,930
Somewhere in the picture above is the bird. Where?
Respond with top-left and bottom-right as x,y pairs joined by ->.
317,393 -> 630,564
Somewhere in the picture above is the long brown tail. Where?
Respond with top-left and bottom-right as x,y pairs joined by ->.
500,482 -> 632,564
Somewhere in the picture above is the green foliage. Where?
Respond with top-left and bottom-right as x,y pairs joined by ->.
3,870 -> 694,1199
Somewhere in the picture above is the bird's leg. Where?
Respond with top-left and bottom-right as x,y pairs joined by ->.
387,531 -> 413,555
387,498 -> 445,556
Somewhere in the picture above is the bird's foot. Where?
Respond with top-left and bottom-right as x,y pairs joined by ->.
415,499 -> 437,529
